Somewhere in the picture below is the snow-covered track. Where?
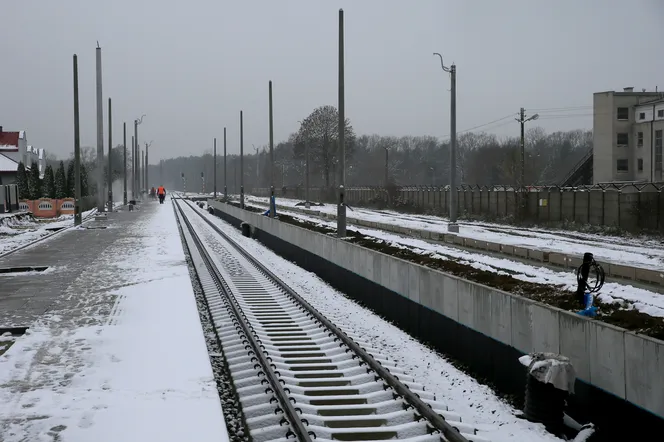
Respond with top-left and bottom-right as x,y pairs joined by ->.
174,197 -> 489,442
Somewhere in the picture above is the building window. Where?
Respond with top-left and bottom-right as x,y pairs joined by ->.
617,159 -> 629,172
617,107 -> 629,120
638,132 -> 644,147
638,158 -> 644,172
639,112 -> 646,120
659,109 -> 664,118
617,133 -> 629,146
656,130 -> 663,172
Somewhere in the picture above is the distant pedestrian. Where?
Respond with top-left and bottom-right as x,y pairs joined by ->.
157,186 -> 166,204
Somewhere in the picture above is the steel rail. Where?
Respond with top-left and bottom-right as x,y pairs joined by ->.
173,198 -> 313,442
180,197 -> 470,442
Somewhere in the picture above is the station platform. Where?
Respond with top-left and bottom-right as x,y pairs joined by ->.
0,200 -> 228,442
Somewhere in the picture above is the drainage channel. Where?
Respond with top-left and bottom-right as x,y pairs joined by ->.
175,198 -> 488,442
0,326 -> 29,356
0,266 -> 49,274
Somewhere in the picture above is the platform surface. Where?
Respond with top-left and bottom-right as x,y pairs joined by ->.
0,200 -> 228,442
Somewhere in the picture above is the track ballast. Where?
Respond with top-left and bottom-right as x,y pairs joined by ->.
174,197 -> 490,442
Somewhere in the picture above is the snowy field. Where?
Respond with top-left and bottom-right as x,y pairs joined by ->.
231,198 -> 664,319
187,202 -> 564,442
245,195 -> 664,271
0,203 -> 228,441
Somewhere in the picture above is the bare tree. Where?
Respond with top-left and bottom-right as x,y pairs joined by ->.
294,105 -> 356,188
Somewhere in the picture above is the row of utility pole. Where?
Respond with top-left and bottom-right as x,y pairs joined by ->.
209,11 -> 346,234
71,44 -> 150,226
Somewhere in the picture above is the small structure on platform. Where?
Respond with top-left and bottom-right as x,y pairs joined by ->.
519,352 -> 595,441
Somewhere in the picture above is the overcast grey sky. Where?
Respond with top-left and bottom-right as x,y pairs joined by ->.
1,0 -> 663,162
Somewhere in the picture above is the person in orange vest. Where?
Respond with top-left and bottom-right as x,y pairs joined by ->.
157,185 -> 166,204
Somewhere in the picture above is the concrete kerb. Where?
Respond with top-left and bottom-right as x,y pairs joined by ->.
245,198 -> 664,289
209,198 -> 664,420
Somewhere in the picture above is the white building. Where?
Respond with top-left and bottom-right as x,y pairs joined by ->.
593,88 -> 664,183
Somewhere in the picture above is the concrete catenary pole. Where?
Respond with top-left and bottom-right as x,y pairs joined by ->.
107,98 -> 113,212
123,123 -> 127,205
449,63 -> 458,232
337,9 -> 347,237
145,142 -> 149,192
95,43 -> 104,212
305,137 -> 310,209
433,52 -> 458,233
223,127 -> 227,198
240,110 -> 244,209
73,54 -> 82,226
131,135 -> 135,199
213,137 -> 217,198
133,120 -> 138,198
141,150 -> 145,193
269,81 -> 275,217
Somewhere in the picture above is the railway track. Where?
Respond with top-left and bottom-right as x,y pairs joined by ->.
174,197 -> 490,442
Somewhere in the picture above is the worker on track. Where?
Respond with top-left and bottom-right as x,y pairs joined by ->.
157,185 -> 166,204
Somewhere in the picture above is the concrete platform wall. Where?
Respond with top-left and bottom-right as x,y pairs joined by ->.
209,199 -> 664,423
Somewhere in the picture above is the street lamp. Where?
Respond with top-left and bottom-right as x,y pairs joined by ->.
433,52 -> 458,233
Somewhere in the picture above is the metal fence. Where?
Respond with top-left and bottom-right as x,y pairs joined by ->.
252,183 -> 664,233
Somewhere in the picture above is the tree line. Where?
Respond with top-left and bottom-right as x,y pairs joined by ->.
15,160 -> 89,200
153,105 -> 591,193
38,106 -> 592,195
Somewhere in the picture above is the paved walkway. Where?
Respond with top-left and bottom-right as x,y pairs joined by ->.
0,201 -> 228,442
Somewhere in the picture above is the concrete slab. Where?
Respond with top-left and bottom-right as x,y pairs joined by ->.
489,289 -> 512,345
391,258 -> 409,298
610,263 -> 636,280
624,333 -> 664,418
558,312 -> 591,381
635,268 -> 664,284
548,253 -> 567,267
589,321 -> 626,399
408,264 -> 425,303
469,283 -> 491,336
528,249 -> 549,262
510,296 -> 534,353
530,304 -> 560,353
456,279 -> 475,329
514,247 -> 529,259
418,267 -> 434,310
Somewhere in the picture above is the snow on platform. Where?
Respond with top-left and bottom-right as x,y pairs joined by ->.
0,201 -> 228,442
245,195 -> 664,271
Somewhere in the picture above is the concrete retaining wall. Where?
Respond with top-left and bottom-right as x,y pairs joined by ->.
247,198 -> 664,289
209,199 -> 664,429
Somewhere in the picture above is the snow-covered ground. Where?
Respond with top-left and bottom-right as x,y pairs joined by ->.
245,195 -> 664,271
0,209 -> 98,256
186,202 -> 564,442
0,203 -> 228,441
